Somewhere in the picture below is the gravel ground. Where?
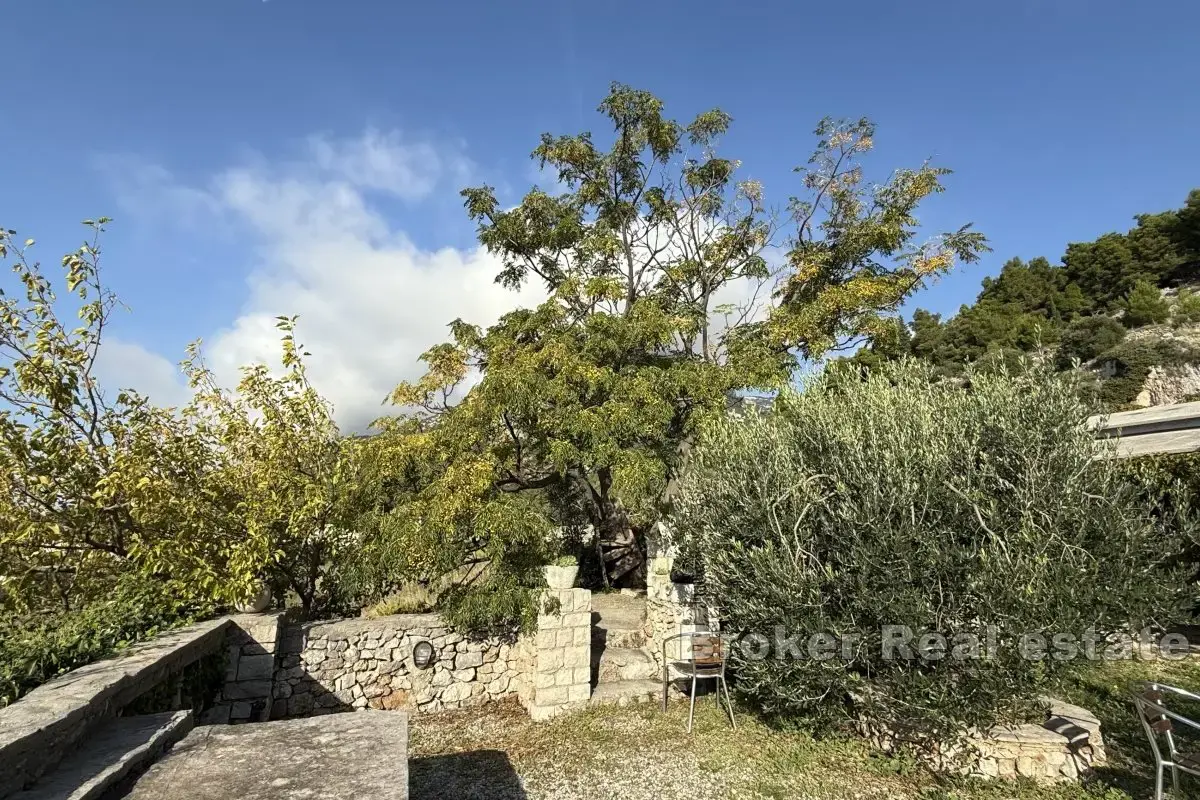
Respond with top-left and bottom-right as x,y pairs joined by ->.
408,698 -> 756,800
405,697 -> 1004,800
406,688 -> 1169,800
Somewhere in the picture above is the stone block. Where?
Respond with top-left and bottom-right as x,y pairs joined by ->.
222,680 -> 273,700
223,647 -> 241,682
561,612 -> 590,629
236,653 -> 275,682
536,614 -> 562,630
534,671 -> 557,690
199,704 -> 231,725
442,682 -> 472,703
562,645 -> 589,668
537,649 -> 563,671
230,701 -> 253,720
537,685 -> 569,706
456,651 -> 484,669
567,684 -> 590,702
572,667 -> 592,685
536,630 -> 558,649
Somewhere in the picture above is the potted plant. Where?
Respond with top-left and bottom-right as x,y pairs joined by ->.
543,554 -> 579,590
235,577 -> 273,613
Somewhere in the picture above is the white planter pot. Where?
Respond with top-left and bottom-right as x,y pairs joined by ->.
235,583 -> 272,613
543,565 -> 579,590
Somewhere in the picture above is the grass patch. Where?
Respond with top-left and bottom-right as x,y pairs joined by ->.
407,658 -> 1200,799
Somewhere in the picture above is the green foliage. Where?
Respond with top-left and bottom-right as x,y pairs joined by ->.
0,221 -> 358,702
1054,315 -> 1127,368
1174,287 -> 1200,326
1095,338 -> 1200,407
1117,452 -> 1200,589
359,84 -> 985,630
0,573 -> 210,706
182,316 -> 357,614
1122,280 -> 1170,327
0,223 -> 240,616
851,191 -> 1200,401
672,360 -> 1192,738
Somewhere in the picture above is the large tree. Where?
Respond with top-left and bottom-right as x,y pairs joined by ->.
364,85 -> 986,620
0,223 -> 352,618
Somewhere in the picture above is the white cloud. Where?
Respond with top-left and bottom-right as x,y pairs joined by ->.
93,337 -> 193,409
101,130 -> 541,432
306,128 -> 470,200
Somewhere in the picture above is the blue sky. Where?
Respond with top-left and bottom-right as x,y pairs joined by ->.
2,0 -> 1198,428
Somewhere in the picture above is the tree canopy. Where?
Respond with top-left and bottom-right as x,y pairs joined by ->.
849,189 -> 1200,407
349,83 -> 986,628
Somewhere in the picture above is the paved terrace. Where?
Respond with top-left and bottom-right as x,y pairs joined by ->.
124,712 -> 409,800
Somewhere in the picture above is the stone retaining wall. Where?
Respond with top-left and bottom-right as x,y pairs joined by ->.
271,613 -> 519,717
201,613 -> 286,725
0,617 -> 231,799
645,553 -> 715,676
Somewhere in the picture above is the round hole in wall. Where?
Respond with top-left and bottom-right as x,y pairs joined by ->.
412,640 -> 435,670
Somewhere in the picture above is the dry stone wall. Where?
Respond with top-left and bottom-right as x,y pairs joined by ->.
272,613 -> 519,717
202,612 -> 286,725
645,553 -> 716,676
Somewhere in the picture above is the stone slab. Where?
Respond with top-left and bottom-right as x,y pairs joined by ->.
124,711 -> 409,800
0,618 -> 231,799
19,711 -> 193,800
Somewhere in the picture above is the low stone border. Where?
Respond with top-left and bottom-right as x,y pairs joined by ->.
865,697 -> 1105,783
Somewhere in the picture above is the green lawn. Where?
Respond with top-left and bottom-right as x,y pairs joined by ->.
407,657 -> 1200,800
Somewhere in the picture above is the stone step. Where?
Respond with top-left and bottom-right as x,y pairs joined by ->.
591,591 -> 648,650
589,679 -> 661,708
593,647 -> 657,683
591,625 -> 646,649
591,592 -> 646,627
19,710 -> 193,800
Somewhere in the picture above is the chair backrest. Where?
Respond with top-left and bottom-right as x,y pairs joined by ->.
1138,687 -> 1173,734
690,633 -> 724,664
1131,682 -> 1200,763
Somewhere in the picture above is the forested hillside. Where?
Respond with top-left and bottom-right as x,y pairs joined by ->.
850,190 -> 1200,409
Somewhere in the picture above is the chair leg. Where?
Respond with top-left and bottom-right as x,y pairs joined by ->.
1155,762 -> 1165,800
661,662 -> 668,713
1171,763 -> 1181,796
687,674 -> 697,734
720,676 -> 736,729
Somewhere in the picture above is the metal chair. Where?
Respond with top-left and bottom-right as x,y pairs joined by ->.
1133,682 -> 1200,798
661,629 -> 735,733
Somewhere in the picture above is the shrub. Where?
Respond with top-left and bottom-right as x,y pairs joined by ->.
672,359 -> 1192,739
1119,453 -> 1200,592
0,574 -> 210,707
362,582 -> 439,617
1174,287 -> 1200,327
1054,315 -> 1127,368
1096,338 -> 1200,408
1123,280 -> 1170,327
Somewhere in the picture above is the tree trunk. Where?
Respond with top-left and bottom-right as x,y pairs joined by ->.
591,468 -> 645,586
